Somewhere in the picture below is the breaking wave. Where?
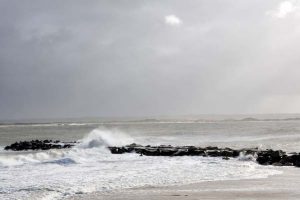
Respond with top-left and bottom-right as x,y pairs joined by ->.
238,152 -> 257,161
77,128 -> 134,149
0,127 -> 133,167
0,127 -> 283,200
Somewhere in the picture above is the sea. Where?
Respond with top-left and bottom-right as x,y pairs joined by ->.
1,114 -> 300,200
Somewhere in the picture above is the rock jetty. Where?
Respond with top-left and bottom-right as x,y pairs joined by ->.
4,140 -> 76,151
108,143 -> 300,167
4,141 -> 300,168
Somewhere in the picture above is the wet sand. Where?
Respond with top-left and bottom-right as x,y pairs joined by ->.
68,166 -> 300,200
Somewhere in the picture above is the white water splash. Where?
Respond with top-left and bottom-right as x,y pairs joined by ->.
77,127 -> 134,149
0,128 -> 283,200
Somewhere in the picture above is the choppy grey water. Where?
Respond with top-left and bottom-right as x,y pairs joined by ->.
1,114 -> 300,200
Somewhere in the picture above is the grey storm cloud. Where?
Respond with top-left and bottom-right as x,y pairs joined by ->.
1,0 -> 300,120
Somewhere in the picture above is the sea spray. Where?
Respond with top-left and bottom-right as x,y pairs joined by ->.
76,127 -> 134,149
0,127 -> 283,200
238,151 -> 257,161
0,127 -> 133,167
0,149 -> 67,167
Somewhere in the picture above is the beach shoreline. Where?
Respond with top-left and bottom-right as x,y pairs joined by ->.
68,166 -> 300,200
2,118 -> 300,199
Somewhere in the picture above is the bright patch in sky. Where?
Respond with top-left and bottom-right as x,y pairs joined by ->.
267,1 -> 297,18
165,15 -> 182,26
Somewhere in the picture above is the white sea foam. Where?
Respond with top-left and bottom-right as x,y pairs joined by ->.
77,127 -> 134,149
0,128 -> 283,200
238,152 -> 257,161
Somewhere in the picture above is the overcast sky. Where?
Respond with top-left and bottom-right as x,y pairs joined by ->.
1,0 -> 300,120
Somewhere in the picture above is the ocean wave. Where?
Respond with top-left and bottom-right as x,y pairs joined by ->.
0,128 -> 133,167
0,149 -> 67,167
0,128 -> 283,200
77,127 -> 134,149
43,158 -> 77,165
238,152 -> 257,161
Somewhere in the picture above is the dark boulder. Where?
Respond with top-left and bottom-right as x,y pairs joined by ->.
256,155 -> 270,165
289,154 -> 300,167
221,150 -> 234,157
256,150 -> 285,165
206,146 -> 219,150
4,140 -> 75,151
206,150 -> 222,157
108,147 -> 126,154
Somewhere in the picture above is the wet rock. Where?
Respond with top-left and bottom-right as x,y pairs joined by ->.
256,155 -> 270,165
232,150 -> 240,157
6,140 -> 300,168
221,150 -> 234,157
126,143 -> 142,148
206,146 -> 219,150
289,154 -> 300,167
108,147 -> 126,154
256,150 -> 286,165
106,144 -> 300,168
4,140 -> 75,151
173,149 -> 189,156
206,150 -> 221,157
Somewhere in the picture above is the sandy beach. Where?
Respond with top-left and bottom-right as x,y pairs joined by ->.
68,166 -> 300,200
